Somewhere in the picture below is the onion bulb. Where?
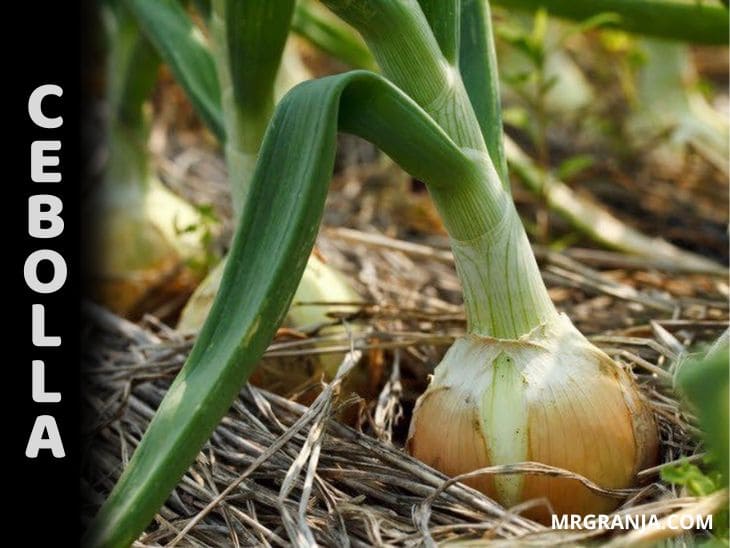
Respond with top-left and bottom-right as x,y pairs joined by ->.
179,252 -> 364,397
407,313 -> 658,521
87,129 -> 211,318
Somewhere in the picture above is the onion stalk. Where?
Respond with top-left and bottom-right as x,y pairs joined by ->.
321,0 -> 659,519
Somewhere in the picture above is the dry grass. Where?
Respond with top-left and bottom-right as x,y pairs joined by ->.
81,220 -> 728,546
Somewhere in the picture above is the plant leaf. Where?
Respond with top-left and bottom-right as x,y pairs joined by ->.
223,0 -> 295,120
125,0 -> 224,140
491,0 -> 729,45
292,0 -> 376,70
459,0 -> 509,187
83,70 -> 471,548
321,0 -> 486,150
661,461 -> 720,497
677,342 -> 729,487
417,0 -> 461,64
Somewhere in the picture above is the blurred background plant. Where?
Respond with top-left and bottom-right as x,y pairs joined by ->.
663,333 -> 729,541
86,0 -> 219,318
88,0 -> 370,398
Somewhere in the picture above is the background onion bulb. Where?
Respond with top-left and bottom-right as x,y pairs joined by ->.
407,313 -> 658,522
179,253 -> 366,398
88,130 -> 210,318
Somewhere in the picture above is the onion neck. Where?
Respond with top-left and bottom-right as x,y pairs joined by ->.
317,2 -> 557,337
450,204 -> 558,339
429,153 -> 558,340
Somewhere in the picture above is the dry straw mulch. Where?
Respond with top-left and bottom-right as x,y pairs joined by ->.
82,226 -> 728,546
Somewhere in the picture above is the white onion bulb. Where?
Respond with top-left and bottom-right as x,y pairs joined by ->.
407,313 -> 658,521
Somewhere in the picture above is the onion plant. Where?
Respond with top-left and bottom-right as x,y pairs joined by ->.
629,38 -> 729,177
317,0 -> 656,520
85,0 -> 728,545
127,0 -> 360,381
88,1 -> 212,317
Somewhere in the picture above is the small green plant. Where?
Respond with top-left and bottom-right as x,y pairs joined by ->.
495,7 -> 725,268
661,461 -> 723,498
497,10 -> 615,240
499,9 -> 554,168
662,463 -> 729,541
176,203 -> 221,273
677,339 -> 729,489
663,337 -> 730,542
499,10 -> 618,165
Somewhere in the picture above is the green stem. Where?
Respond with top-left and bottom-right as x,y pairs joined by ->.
125,0 -> 224,141
103,2 -> 161,190
417,0 -> 461,64
451,208 -> 559,339
460,0 -> 509,187
210,0 -> 296,217
105,53 -> 153,193
210,1 -> 259,215
492,0 -> 729,45
322,0 -> 485,150
324,0 -> 556,338
430,154 -> 558,338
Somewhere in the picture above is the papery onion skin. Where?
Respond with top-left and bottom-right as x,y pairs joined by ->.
407,314 -> 659,522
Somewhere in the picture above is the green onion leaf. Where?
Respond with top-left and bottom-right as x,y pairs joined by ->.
84,70 -> 470,548
459,0 -> 509,187
292,0 -> 376,70
222,0 -> 295,124
124,0 -> 224,140
677,335 -> 729,487
417,0 -> 461,64
491,0 -> 729,45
